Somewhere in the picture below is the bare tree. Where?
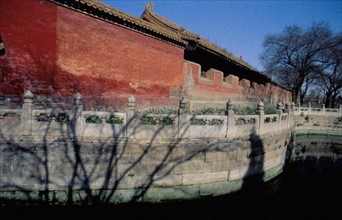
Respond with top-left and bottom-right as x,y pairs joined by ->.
300,74 -> 319,104
260,23 -> 333,104
314,34 -> 342,108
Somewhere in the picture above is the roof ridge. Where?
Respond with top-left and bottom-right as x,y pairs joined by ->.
140,2 -> 257,71
49,0 -> 188,46
142,2 -> 199,41
198,38 -> 256,70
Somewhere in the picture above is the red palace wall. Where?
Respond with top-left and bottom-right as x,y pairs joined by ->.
0,0 -> 291,109
182,61 -> 292,104
0,0 -> 58,96
0,0 -> 184,107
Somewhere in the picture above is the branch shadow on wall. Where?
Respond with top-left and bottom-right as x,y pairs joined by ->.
0,96 -> 299,219
0,97 -> 234,208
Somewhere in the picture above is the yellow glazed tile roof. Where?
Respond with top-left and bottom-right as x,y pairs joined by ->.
49,0 -> 188,47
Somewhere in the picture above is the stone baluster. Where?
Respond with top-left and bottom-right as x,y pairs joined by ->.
308,102 -> 312,115
291,102 -> 295,113
21,90 -> 34,135
277,102 -> 283,131
71,92 -> 83,137
126,95 -> 136,138
290,102 -> 296,127
179,97 -> 187,115
339,104 -> 342,117
225,100 -> 235,137
285,102 -> 290,112
285,102 -> 291,128
322,104 -> 325,116
178,97 -> 189,138
257,101 -> 265,135
277,102 -> 284,113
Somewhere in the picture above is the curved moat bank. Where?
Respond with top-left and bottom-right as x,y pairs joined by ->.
0,93 -> 297,204
1,94 -> 341,206
0,130 -> 294,204
2,127 -> 341,219
1,128 -> 341,219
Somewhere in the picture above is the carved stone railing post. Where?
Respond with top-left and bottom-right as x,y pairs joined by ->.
126,95 -> 136,138
225,100 -> 235,137
277,102 -> 283,131
284,102 -> 290,113
322,104 -> 325,116
257,101 -> 264,135
21,90 -> 34,135
291,102 -> 295,127
291,102 -> 295,113
276,102 -> 284,112
71,92 -> 83,137
178,97 -> 189,138
285,102 -> 291,128
339,104 -> 342,117
308,103 -> 312,115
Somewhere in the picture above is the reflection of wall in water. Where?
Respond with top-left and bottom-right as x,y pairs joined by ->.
294,134 -> 342,165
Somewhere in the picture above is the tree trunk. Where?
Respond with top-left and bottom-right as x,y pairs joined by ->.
293,88 -> 300,104
331,93 -> 337,108
300,93 -> 305,105
324,91 -> 332,108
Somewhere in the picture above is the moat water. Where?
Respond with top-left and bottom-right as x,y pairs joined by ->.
2,159 -> 341,220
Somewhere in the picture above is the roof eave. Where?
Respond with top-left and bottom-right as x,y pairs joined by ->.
48,0 -> 188,48
197,45 -> 270,81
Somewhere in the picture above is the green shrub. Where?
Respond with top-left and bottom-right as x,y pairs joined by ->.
138,108 -> 177,126
208,119 -> 224,125
106,116 -> 123,124
159,117 -> 174,125
264,107 -> 277,115
37,112 -> 70,123
141,117 -> 157,125
233,106 -> 257,115
86,115 -> 102,124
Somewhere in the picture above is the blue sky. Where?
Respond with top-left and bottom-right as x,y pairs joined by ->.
102,0 -> 342,71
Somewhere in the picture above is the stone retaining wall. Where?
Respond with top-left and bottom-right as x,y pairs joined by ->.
0,131 -> 294,203
0,91 -> 296,204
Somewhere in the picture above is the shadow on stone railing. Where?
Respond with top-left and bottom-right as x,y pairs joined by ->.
0,90 -> 295,205
0,91 -> 296,140
294,103 -> 342,117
